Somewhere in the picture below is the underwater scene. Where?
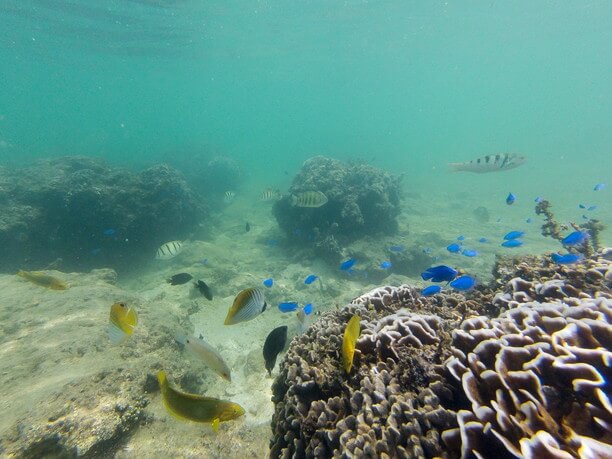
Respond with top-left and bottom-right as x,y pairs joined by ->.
0,1 -> 611,458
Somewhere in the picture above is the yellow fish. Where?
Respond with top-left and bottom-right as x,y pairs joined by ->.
342,314 -> 361,373
107,302 -> 138,345
157,371 -> 245,431
16,270 -> 68,290
224,288 -> 267,325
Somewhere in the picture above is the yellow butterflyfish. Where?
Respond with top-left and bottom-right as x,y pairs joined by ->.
16,270 -> 68,290
157,371 -> 245,431
107,302 -> 138,345
342,314 -> 361,373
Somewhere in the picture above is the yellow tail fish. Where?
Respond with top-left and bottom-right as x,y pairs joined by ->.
157,371 -> 245,431
16,270 -> 68,290
107,302 -> 138,345
342,314 -> 361,373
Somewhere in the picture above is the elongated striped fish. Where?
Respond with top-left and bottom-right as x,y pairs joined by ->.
449,153 -> 526,173
224,288 -> 267,325
290,190 -> 328,208
176,334 -> 232,382
155,240 -> 184,260
261,188 -> 281,201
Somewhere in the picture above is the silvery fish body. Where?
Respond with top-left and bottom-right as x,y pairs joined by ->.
449,153 -> 526,173
178,334 -> 232,382
155,240 -> 184,260
261,188 -> 281,201
290,190 -> 328,208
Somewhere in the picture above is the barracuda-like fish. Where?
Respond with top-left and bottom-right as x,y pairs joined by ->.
449,153 -> 526,173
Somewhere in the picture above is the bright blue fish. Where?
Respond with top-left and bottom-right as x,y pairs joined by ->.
561,231 -> 588,246
278,302 -> 299,313
304,274 -> 318,285
587,205 -> 597,211
339,258 -> 357,271
421,265 -> 458,283
103,228 -> 116,236
462,249 -> 478,257
263,278 -> 274,288
447,243 -> 461,253
421,285 -> 441,296
593,183 -> 605,191
303,303 -> 314,315
506,192 -> 516,205
551,253 -> 582,264
501,239 -> 523,248
457,235 -> 465,241
389,245 -> 404,252
379,261 -> 392,269
504,231 -> 525,240
478,237 -> 488,243
450,275 -> 476,291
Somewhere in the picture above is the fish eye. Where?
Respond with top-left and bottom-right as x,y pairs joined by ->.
119,302 -> 126,308
186,339 -> 190,343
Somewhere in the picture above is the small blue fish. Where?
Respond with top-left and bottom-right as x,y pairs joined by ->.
561,231 -> 588,246
263,278 -> 274,288
506,192 -> 516,205
462,249 -> 478,257
421,285 -> 441,296
526,218 -> 533,224
457,235 -> 465,241
449,275 -> 476,291
593,183 -> 605,191
534,196 -> 543,203
578,204 -> 586,209
304,274 -> 318,285
504,230 -> 525,240
447,243 -> 461,253
587,205 -> 597,211
303,303 -> 314,315
379,261 -> 392,269
339,259 -> 357,271
421,265 -> 458,283
551,253 -> 582,264
278,302 -> 299,313
478,237 -> 488,243
103,228 -> 116,236
501,239 -> 523,248
389,245 -> 404,252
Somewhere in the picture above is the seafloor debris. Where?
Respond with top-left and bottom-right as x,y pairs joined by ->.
270,249 -> 612,458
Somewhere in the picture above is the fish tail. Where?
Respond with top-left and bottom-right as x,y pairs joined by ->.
157,371 -> 168,389
448,163 -> 463,172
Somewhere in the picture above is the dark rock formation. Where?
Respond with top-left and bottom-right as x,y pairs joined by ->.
0,156 -> 205,272
273,156 -> 401,261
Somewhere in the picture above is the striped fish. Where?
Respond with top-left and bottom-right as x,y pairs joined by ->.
290,190 -> 328,208
155,240 -> 184,260
224,288 -> 267,325
449,153 -> 526,173
261,188 -> 281,201
223,191 -> 235,203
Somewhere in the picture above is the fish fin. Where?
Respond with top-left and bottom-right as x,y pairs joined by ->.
212,418 -> 220,432
107,324 -> 127,345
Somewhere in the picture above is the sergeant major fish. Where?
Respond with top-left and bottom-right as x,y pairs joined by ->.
449,153 -> 526,173
156,241 -> 184,260
290,190 -> 328,208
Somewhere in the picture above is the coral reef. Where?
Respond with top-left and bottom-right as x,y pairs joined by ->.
270,249 -> 612,459
273,156 -> 401,261
0,156 -> 205,272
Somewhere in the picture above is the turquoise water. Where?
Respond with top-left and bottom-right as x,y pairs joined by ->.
0,2 -> 610,457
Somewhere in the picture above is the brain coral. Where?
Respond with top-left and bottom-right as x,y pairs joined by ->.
270,250 -> 612,459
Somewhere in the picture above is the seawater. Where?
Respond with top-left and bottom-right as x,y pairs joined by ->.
0,1 -> 610,457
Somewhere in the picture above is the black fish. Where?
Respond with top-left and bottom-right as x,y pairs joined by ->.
194,280 -> 213,300
167,273 -> 193,285
245,222 -> 251,232
263,326 -> 288,376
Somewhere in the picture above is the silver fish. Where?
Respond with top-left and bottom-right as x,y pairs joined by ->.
177,334 -> 232,382
155,240 -> 184,260
290,190 -> 328,208
449,153 -> 526,173
261,188 -> 281,201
